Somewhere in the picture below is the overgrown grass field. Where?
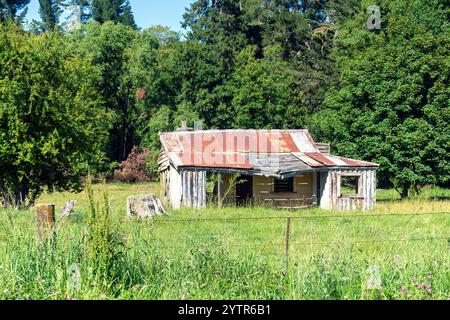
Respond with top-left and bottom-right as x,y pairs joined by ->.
0,183 -> 449,300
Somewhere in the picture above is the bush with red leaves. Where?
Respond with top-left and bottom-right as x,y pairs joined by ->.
113,148 -> 153,183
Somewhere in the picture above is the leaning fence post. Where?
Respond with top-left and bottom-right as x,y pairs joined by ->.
217,173 -> 223,208
285,217 -> 292,270
36,204 -> 55,243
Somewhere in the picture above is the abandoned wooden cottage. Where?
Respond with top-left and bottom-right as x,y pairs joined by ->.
158,127 -> 379,211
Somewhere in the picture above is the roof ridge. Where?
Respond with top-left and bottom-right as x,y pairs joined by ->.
159,129 -> 310,135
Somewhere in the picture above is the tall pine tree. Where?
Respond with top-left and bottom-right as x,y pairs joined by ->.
65,0 -> 91,24
0,0 -> 30,22
119,0 -> 134,27
91,0 -> 136,27
37,0 -> 62,31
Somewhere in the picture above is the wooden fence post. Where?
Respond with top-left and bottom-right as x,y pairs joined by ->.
36,204 -> 55,243
285,217 -> 292,270
217,173 -> 223,208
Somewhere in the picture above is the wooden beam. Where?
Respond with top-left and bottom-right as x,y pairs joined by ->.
36,204 -> 55,243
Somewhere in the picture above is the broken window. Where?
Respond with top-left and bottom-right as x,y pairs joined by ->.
274,177 -> 294,193
340,176 -> 360,196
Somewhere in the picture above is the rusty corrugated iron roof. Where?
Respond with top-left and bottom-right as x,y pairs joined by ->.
159,129 -> 379,175
160,130 -> 318,154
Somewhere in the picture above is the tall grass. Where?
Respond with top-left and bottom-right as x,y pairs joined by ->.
0,183 -> 448,300
85,177 -> 122,286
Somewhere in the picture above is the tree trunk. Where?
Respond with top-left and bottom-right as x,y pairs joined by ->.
400,187 -> 409,199
1,193 -> 9,208
1,180 -> 29,208
1,182 -> 11,207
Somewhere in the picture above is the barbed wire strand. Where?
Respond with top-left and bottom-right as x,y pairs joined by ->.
139,236 -> 449,250
152,211 -> 450,223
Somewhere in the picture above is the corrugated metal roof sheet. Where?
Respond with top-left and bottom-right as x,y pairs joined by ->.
249,153 -> 311,176
167,151 -> 252,169
159,129 -> 379,173
305,153 -> 338,166
291,152 -> 324,167
333,156 -> 380,168
160,130 -> 317,154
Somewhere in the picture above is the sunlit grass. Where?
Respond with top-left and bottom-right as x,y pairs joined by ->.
0,183 -> 448,300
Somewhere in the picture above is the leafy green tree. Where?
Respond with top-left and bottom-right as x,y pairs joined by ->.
255,0 -> 315,59
139,105 -> 173,152
226,45 -> 299,129
0,23 -> 110,207
180,0 -> 344,128
127,28 -> 167,149
131,31 -> 206,149
0,0 -> 30,22
253,1 -> 342,114
326,0 -> 361,24
91,0 -> 136,28
143,39 -> 229,131
183,0 -> 250,81
179,1 -> 266,130
183,0 -> 248,48
310,0 -> 450,197
67,21 -> 140,162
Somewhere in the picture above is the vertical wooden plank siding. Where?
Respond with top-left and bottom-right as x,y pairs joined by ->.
167,165 -> 182,209
198,172 -> 205,209
173,168 -> 376,211
180,170 -> 207,209
252,174 -> 314,208
181,171 -> 186,207
197,172 -> 201,208
324,169 -> 377,211
161,169 -> 172,207
312,173 -> 318,205
319,172 -> 331,210
193,172 -> 198,208
188,171 -> 193,206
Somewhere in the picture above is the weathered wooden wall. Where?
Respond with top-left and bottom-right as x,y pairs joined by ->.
163,167 -> 208,209
319,169 -> 376,211
253,174 -> 314,209
160,169 -> 169,206
162,167 -> 376,211
168,165 -> 182,209
181,170 -> 207,209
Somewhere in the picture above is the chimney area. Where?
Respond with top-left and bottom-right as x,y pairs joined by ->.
176,121 -> 193,132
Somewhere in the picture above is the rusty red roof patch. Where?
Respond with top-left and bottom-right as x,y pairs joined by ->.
161,130 -> 309,154
170,151 -> 252,169
159,130 -> 379,170
334,156 -> 379,167
304,153 -> 337,166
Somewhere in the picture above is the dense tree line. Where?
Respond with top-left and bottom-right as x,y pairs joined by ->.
0,22 -> 110,206
312,0 -> 450,197
0,0 -> 448,206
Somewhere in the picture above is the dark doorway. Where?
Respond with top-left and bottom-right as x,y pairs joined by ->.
236,175 -> 253,206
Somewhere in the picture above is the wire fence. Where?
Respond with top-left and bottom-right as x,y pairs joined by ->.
119,212 -> 447,275
144,236 -> 450,249
0,211 -> 449,252
145,212 -> 450,248
148,213 -> 449,275
151,211 -> 450,222
0,208 -> 448,297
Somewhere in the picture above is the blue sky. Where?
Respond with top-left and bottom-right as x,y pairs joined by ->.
25,0 -> 195,32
